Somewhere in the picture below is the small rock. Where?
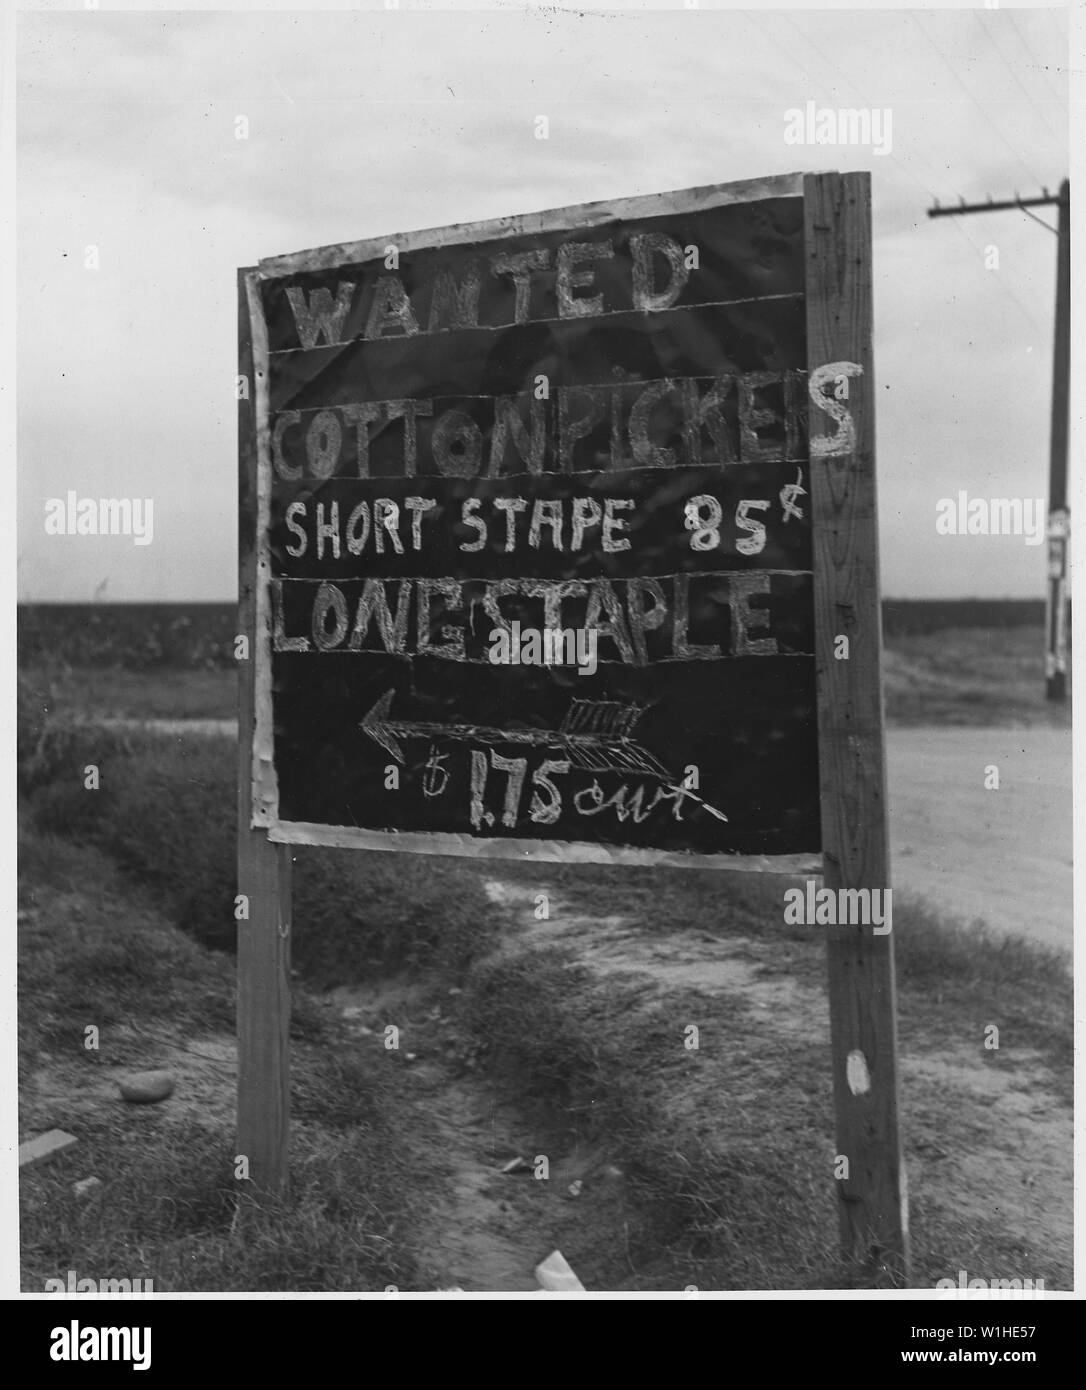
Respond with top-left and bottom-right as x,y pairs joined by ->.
118,1070 -> 175,1105
342,1006 -> 364,1019
501,1156 -> 531,1174
447,987 -> 462,997
600,1164 -> 624,1181
567,1180 -> 583,1198
73,1176 -> 101,1199
405,1052 -> 417,1063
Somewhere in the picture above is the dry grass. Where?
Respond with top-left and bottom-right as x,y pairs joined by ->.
18,825 -> 431,1292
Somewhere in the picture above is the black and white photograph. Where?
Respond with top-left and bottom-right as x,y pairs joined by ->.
8,0 -> 1079,1325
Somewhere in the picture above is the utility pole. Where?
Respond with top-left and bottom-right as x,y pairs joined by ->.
928,181 -> 1070,701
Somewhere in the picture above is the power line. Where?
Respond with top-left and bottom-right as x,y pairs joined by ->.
1004,8 -> 1067,115
922,203 -> 1046,338
977,8 -> 1065,146
973,8 -> 1056,144
911,10 -> 1042,192
771,10 -> 1046,336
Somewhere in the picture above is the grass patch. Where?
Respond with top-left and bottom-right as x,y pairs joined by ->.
18,827 -> 235,1059
883,625 -> 1069,728
19,824 -> 429,1292
60,665 -> 236,721
489,859 -> 806,945
26,727 -> 499,986
19,662 -> 236,725
891,894 -> 1072,1102
21,1120 -> 419,1293
465,942 -> 841,1289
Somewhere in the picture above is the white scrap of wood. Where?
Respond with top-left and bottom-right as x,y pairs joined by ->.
535,1250 -> 585,1292
19,1130 -> 78,1169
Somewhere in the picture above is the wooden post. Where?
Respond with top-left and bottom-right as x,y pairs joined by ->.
804,173 -> 909,1284
237,267 -> 292,1200
1045,179 -> 1070,702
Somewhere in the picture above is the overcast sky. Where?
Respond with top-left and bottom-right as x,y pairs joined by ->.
16,2 -> 1068,601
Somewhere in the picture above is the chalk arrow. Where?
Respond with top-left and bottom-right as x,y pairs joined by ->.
359,691 -> 728,821
360,690 -> 665,769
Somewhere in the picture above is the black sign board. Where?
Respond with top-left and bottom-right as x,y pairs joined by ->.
243,175 -> 856,871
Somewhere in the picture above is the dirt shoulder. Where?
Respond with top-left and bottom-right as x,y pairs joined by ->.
460,869 -> 1072,1290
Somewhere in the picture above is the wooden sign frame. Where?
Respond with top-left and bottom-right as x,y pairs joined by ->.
803,173 -> 907,1283
237,170 -> 908,1285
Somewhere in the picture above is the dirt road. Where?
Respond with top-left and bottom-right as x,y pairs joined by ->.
885,728 -> 1072,950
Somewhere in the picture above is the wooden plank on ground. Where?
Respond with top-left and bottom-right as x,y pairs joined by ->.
19,1129 -> 78,1169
